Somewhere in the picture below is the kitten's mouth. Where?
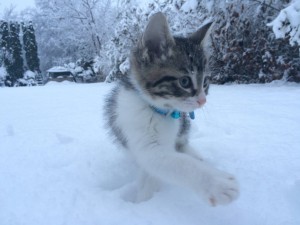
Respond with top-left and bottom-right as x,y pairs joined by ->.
182,97 -> 206,111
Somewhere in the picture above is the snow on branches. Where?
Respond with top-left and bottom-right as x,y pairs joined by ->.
268,0 -> 300,46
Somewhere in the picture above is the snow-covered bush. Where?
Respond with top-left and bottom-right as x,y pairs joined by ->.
18,70 -> 37,86
266,0 -> 300,82
210,1 -> 300,83
66,58 -> 105,83
268,0 -> 300,46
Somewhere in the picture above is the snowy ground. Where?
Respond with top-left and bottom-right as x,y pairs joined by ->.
0,82 -> 300,225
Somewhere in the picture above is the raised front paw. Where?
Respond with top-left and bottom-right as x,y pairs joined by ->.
201,170 -> 239,206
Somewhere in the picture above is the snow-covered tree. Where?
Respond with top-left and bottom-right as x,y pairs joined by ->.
34,0 -> 117,72
1,21 -> 24,86
7,22 -> 24,86
0,21 -> 5,64
22,21 -> 40,72
1,5 -> 18,21
104,0 -> 145,82
0,21 -> 11,86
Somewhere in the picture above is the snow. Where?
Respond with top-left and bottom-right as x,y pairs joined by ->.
0,83 -> 300,225
47,66 -> 71,73
23,70 -> 36,79
74,66 -> 84,73
181,0 -> 198,12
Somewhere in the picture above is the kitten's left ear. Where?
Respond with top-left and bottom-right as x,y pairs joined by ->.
190,22 -> 213,45
141,12 -> 175,56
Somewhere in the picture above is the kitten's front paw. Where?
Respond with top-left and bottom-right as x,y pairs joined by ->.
202,170 -> 239,206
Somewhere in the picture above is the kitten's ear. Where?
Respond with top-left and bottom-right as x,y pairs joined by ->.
142,12 -> 175,55
190,22 -> 213,45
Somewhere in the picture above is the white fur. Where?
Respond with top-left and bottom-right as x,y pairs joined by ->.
115,86 -> 239,206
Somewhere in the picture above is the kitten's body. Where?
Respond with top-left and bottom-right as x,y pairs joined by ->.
105,13 -> 239,206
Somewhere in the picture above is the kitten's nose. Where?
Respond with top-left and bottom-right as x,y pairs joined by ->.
197,92 -> 206,106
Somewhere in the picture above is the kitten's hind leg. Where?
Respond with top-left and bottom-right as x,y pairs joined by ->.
135,171 -> 161,202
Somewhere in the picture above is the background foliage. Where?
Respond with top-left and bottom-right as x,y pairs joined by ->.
0,0 -> 299,86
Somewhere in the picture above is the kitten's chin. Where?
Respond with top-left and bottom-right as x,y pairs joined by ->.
147,98 -> 203,113
176,100 -> 205,112
139,90 -> 203,113
163,102 -> 201,113
177,106 -> 201,113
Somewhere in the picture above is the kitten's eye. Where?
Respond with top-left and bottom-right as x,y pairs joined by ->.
179,76 -> 192,89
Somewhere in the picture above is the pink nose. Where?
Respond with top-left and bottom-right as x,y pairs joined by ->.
197,95 -> 206,106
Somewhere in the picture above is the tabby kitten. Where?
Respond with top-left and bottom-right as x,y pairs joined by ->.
105,12 -> 239,206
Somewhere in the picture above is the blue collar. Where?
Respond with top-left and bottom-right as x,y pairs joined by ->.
151,106 -> 195,120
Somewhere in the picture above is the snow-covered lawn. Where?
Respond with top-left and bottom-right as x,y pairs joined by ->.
0,82 -> 299,225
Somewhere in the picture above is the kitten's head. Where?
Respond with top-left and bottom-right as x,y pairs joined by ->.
130,12 -> 212,112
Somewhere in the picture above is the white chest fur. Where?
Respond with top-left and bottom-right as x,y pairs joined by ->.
115,86 -> 180,151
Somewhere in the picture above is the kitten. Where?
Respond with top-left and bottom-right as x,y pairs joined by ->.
105,12 -> 239,206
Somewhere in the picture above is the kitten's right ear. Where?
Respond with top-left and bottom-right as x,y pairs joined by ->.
141,12 -> 175,56
190,22 -> 213,45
